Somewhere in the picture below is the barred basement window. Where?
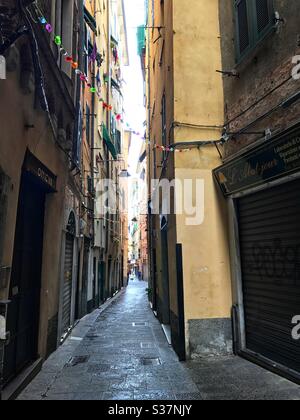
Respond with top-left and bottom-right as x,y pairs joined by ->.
234,0 -> 275,63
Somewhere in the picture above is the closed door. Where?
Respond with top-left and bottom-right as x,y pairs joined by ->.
93,257 -> 97,307
4,173 -> 45,384
238,179 -> 300,374
161,228 -> 170,325
81,239 -> 90,316
62,233 -> 74,333
98,261 -> 104,303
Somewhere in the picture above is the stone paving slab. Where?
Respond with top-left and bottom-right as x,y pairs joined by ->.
18,280 -> 300,401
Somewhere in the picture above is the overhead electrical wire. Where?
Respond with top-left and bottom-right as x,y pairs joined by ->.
230,89 -> 300,137
156,139 -> 224,182
20,1 -> 75,164
224,74 -> 294,127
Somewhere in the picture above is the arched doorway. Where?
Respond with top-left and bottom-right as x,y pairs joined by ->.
61,212 -> 76,335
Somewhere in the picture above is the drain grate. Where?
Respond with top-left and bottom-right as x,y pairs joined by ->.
140,342 -> 155,349
86,334 -> 101,340
132,322 -> 148,327
87,364 -> 111,373
67,355 -> 90,367
140,357 -> 161,366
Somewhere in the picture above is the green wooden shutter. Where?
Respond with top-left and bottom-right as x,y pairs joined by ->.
254,0 -> 274,40
234,0 -> 274,63
235,0 -> 251,60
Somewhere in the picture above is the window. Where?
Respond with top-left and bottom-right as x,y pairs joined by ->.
234,0 -> 275,62
58,0 -> 74,77
84,25 -> 90,75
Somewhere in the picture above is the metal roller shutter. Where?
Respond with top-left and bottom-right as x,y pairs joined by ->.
238,179 -> 300,374
62,233 -> 74,333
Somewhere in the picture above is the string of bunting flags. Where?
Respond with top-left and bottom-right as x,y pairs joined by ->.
32,4 -> 128,122
31,4 -> 192,151
154,145 -> 190,153
33,3 -> 98,93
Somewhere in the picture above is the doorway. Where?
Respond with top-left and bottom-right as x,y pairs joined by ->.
81,238 -> 90,317
98,261 -> 105,303
3,172 -> 46,384
93,257 -> 97,309
75,250 -> 81,321
161,225 -> 170,326
61,233 -> 74,334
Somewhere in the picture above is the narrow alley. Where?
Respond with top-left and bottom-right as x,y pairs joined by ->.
1,1 -> 300,402
18,280 -> 300,401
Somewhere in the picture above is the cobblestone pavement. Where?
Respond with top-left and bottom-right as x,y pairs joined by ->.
18,280 -> 300,400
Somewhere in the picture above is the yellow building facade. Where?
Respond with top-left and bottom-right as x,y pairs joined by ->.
93,0 -> 129,299
146,0 -> 232,359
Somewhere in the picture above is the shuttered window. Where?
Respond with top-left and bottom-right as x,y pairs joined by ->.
256,0 -> 271,33
234,0 -> 274,62
237,0 -> 250,55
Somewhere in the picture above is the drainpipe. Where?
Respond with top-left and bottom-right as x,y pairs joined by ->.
73,0 -> 85,317
73,0 -> 85,168
91,5 -> 96,249
105,0 -> 111,296
146,18 -> 156,310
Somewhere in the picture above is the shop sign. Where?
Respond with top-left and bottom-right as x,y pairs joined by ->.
23,151 -> 57,191
214,127 -> 300,196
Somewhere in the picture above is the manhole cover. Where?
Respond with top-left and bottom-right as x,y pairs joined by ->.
67,355 -> 90,367
140,358 -> 161,366
132,322 -> 148,327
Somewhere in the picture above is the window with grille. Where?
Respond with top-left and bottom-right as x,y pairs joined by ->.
234,0 -> 275,62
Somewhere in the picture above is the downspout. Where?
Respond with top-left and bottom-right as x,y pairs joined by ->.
105,0 -> 111,296
74,0 -> 85,317
73,0 -> 85,169
146,14 -> 156,310
91,2 -> 96,250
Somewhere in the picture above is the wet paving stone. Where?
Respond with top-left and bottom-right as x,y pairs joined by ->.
133,391 -> 176,401
175,393 -> 203,401
102,391 -> 135,400
18,280 -> 300,401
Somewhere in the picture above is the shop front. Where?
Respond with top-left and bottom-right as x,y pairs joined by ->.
61,212 -> 77,338
214,124 -> 300,384
3,151 -> 57,385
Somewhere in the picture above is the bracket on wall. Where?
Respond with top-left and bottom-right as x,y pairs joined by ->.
153,28 -> 164,44
216,70 -> 240,78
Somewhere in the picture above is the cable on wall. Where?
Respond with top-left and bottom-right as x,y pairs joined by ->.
19,0 -> 78,168
224,74 -> 294,127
